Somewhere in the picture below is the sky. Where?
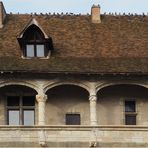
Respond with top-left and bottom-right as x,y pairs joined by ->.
2,0 -> 148,14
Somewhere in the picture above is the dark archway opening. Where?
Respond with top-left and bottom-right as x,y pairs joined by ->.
97,84 -> 148,125
46,85 -> 89,125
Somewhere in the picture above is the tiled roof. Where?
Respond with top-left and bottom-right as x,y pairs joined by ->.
0,14 -> 148,74
0,57 -> 148,74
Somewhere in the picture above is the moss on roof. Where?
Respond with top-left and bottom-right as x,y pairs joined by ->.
0,57 -> 148,74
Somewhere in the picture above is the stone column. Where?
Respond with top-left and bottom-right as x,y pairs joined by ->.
89,85 -> 98,126
36,94 -> 47,125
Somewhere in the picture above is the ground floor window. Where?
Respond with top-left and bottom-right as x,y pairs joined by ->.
125,100 -> 136,125
7,96 -> 35,125
65,113 -> 80,125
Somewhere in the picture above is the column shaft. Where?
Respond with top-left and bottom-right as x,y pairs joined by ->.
36,94 -> 47,125
89,95 -> 97,125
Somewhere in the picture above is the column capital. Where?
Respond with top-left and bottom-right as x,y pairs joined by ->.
36,94 -> 47,102
89,95 -> 97,101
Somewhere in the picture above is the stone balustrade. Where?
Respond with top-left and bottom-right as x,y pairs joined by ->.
0,125 -> 148,147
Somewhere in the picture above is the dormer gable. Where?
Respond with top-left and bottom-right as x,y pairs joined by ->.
18,18 -> 49,39
17,18 -> 53,59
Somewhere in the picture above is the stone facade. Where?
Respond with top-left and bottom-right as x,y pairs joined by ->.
0,1 -> 147,147
0,76 -> 147,147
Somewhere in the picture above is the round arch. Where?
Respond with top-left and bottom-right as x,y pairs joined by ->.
0,81 -> 38,93
96,82 -> 148,125
45,81 -> 90,125
96,82 -> 148,93
44,81 -> 90,94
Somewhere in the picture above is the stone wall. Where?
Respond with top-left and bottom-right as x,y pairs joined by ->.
0,126 -> 148,147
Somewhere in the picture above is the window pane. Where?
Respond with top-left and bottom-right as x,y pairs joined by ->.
26,45 -> 34,57
23,110 -> 34,125
36,45 -> 45,57
8,110 -> 19,125
125,101 -> 135,112
23,96 -> 35,106
125,115 -> 136,125
66,114 -> 80,125
7,96 -> 20,106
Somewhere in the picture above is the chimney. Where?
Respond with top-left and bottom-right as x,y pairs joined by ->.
0,2 -> 6,28
91,5 -> 101,23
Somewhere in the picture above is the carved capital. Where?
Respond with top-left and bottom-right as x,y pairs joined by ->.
36,94 -> 47,102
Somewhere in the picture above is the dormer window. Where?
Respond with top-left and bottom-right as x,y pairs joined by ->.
17,18 -> 53,58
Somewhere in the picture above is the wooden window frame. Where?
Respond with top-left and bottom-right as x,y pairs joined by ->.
25,43 -> 47,58
7,96 -> 35,125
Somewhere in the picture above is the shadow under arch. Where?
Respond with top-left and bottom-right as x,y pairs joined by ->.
96,83 -> 148,125
0,81 -> 38,93
45,83 -> 90,125
44,81 -> 90,94
96,82 -> 148,93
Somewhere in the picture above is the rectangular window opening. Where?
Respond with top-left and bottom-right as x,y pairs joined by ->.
7,96 -> 35,125
7,96 -> 20,106
125,100 -> 136,125
8,110 -> 20,125
66,114 -> 80,125
23,110 -> 35,126
125,101 -> 136,112
36,45 -> 45,57
125,114 -> 136,125
22,96 -> 35,106
26,44 -> 34,57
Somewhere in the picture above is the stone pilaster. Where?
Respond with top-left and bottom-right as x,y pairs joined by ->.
36,94 -> 47,125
